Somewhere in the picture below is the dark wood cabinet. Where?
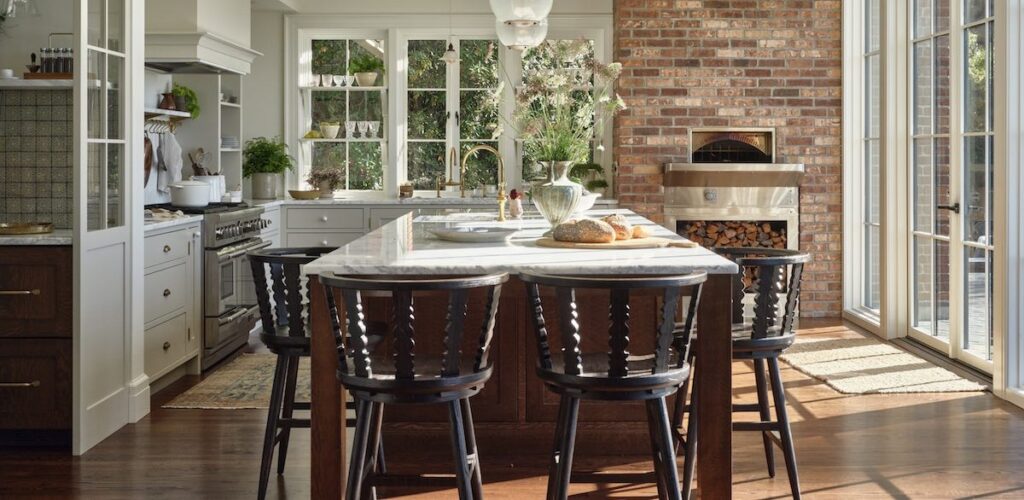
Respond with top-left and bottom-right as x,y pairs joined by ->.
0,246 -> 72,439
0,247 -> 72,338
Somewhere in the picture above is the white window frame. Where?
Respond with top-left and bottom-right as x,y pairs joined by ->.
284,14 -> 613,198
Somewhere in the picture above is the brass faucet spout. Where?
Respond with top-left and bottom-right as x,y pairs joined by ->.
461,144 -> 508,221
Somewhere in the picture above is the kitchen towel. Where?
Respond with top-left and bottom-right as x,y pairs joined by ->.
156,132 -> 183,194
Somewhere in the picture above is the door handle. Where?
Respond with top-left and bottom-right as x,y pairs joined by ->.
937,203 -> 961,214
0,380 -> 40,388
0,289 -> 40,296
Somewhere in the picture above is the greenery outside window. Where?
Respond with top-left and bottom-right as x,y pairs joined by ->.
300,38 -> 387,191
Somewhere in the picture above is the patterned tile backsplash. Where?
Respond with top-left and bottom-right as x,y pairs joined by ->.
0,89 -> 73,228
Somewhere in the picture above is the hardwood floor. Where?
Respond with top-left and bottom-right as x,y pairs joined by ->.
3,319 -> 1024,499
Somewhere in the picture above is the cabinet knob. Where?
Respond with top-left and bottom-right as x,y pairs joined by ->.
162,341 -> 171,351
321,240 -> 329,246
163,289 -> 171,297
193,231 -> 201,238
320,216 -> 329,222
163,244 -> 172,253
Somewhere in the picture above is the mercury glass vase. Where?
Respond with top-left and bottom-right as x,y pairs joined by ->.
532,161 -> 583,231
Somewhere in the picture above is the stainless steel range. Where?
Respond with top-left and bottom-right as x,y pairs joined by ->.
663,128 -> 804,251
148,203 -> 271,370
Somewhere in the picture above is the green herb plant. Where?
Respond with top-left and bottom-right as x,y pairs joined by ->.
242,137 -> 295,177
171,83 -> 201,119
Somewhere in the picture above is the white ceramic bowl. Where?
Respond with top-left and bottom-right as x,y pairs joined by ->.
573,192 -> 602,214
429,226 -> 518,243
169,180 -> 211,208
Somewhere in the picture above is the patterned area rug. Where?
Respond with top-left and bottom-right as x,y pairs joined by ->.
780,336 -> 987,394
163,354 -> 310,409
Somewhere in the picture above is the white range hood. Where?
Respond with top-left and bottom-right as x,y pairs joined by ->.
145,0 -> 262,74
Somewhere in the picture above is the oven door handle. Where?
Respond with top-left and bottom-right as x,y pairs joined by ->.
219,306 -> 255,325
216,240 -> 272,263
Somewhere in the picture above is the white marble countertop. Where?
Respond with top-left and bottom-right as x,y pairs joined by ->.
248,196 -> 618,208
144,214 -> 204,232
0,230 -> 73,246
304,208 -> 737,277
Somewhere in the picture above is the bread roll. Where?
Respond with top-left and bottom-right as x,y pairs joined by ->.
552,218 -> 616,243
601,214 -> 633,240
632,225 -> 651,239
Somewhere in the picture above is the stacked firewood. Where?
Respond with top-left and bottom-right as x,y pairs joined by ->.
681,221 -> 786,249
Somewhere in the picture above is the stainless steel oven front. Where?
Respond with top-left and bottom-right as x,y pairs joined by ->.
204,238 -> 271,317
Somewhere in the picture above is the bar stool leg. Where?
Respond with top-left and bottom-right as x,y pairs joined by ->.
258,356 -> 289,500
646,399 -> 668,499
459,398 -> 484,499
549,395 -> 580,500
682,375 -> 699,500
768,358 -> 801,499
447,399 -> 475,500
753,358 -> 776,477
277,355 -> 301,474
346,399 -> 372,500
362,401 -> 385,500
649,397 -> 682,500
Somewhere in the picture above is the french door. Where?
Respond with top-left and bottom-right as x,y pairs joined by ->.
909,0 -> 994,373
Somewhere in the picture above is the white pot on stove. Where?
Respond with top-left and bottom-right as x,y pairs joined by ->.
169,180 -> 212,208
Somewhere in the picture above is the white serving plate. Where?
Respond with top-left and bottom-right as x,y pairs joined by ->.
429,226 -> 518,243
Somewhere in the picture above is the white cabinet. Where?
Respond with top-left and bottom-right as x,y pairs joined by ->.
144,223 -> 202,388
261,206 -> 282,248
282,206 -> 367,248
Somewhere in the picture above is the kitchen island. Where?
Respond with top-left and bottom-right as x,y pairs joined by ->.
304,209 -> 739,498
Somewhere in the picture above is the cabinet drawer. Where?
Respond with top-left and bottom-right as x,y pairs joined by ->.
286,208 -> 364,230
145,312 -> 190,378
286,232 -> 363,248
145,227 -> 194,269
145,263 -> 190,323
0,247 -> 72,338
0,339 -> 71,430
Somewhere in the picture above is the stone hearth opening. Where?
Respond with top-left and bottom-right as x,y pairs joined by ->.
678,220 -> 788,250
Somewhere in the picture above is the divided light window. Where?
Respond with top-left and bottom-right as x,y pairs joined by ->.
303,38 -> 386,191
863,0 -> 882,311
406,39 -> 500,191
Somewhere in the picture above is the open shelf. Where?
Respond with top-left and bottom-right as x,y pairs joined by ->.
220,101 -> 241,109
144,107 -> 192,119
300,86 -> 387,92
300,137 -> 385,143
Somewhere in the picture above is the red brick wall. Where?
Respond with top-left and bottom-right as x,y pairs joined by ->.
613,0 -> 843,317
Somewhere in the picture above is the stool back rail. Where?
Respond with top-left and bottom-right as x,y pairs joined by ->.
320,272 -> 510,500
521,272 -> 707,500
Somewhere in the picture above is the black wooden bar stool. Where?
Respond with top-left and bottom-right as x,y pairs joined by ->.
521,272 -> 706,500
320,272 -> 510,500
672,247 -> 810,499
248,247 -> 386,500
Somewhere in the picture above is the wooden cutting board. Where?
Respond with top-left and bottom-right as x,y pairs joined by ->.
535,236 -> 698,250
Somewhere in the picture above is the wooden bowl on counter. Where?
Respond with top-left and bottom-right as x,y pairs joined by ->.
288,190 -> 321,200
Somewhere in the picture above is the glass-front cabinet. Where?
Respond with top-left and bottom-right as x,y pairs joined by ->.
84,0 -> 126,230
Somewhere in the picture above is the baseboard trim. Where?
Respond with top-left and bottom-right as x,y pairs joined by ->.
892,337 -> 994,388
128,374 -> 151,423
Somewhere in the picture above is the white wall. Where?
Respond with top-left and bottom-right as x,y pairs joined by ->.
244,10 -> 285,141
0,0 -> 73,73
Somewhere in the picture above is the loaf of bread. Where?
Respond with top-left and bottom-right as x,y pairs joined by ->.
552,218 -> 616,243
632,225 -> 651,239
601,214 -> 634,240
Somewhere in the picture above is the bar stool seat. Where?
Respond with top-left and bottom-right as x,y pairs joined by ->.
540,353 -> 690,399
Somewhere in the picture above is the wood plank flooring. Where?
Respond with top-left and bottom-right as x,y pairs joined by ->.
3,320 -> 1024,499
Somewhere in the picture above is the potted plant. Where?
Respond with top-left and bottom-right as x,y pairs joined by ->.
498,39 -> 626,228
171,83 -> 201,119
349,55 -> 384,87
243,137 -> 294,199
308,166 -> 346,199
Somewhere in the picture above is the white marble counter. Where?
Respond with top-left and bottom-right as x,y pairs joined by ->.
304,208 -> 737,277
144,215 -> 204,232
0,230 -> 73,246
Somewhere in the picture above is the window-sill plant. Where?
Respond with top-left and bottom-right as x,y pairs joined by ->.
172,83 -> 201,119
308,166 -> 346,199
243,137 -> 294,199
349,54 -> 384,87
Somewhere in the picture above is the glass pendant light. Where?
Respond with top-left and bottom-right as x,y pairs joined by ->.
495,18 -> 548,51
441,0 -> 459,64
489,0 -> 553,26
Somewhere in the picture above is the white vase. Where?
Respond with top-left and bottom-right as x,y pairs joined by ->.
320,123 -> 341,139
250,173 -> 279,200
355,71 -> 378,87
532,161 -> 583,231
